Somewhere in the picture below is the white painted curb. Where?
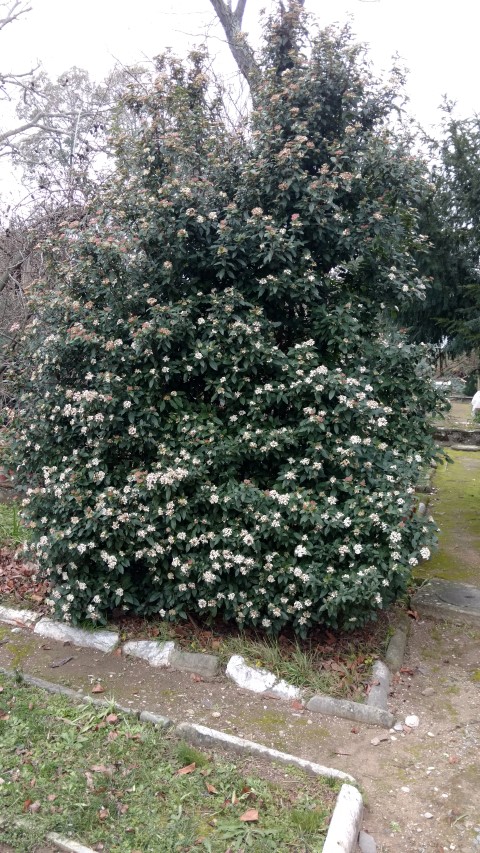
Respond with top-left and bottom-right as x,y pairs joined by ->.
33,617 -> 119,653
47,832 -> 98,853
176,722 -> 356,783
0,604 -> 39,628
322,783 -> 363,853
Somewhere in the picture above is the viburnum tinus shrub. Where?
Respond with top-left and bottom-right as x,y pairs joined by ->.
9,14 -> 446,634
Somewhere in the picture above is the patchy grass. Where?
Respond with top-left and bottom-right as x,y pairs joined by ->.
0,502 -> 24,547
415,450 -> 480,585
433,400 -> 478,431
0,678 -> 340,852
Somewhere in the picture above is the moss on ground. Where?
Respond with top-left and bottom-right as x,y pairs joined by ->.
415,450 -> 480,585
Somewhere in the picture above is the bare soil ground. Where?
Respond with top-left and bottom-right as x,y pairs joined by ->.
0,612 -> 479,853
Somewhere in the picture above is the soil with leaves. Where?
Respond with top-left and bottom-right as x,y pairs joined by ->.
0,679 -> 339,853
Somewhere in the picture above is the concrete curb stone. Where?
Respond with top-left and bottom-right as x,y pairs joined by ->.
226,653 -> 303,700
170,648 -> 220,678
139,709 -> 173,728
384,625 -> 409,672
33,617 -> 119,653
366,660 -> 390,711
175,721 -> 357,784
306,694 -> 395,728
122,639 -> 174,667
0,605 -> 39,628
46,833 -> 99,853
322,783 -> 363,853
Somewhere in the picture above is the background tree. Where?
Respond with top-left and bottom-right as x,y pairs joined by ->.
402,107 -> 480,362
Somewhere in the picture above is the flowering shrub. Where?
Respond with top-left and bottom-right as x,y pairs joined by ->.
8,16 -> 445,634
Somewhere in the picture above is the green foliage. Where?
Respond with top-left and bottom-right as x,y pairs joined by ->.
0,501 -> 25,546
403,105 -> 480,353
8,13 -> 445,634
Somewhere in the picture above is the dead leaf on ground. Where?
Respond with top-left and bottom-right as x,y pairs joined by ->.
191,673 -> 203,683
205,782 -> 218,794
105,713 -> 119,724
91,684 -> 104,694
98,807 -> 109,820
240,808 -> 259,822
28,801 -> 41,813
90,764 -> 113,775
176,763 -> 196,775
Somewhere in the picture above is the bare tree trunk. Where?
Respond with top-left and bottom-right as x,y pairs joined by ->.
208,0 -> 259,94
209,1 -> 306,95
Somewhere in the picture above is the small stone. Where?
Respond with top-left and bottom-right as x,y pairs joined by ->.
393,722 -> 403,732
421,687 -> 435,697
401,786 -> 410,793
370,737 -> 380,746
423,812 -> 434,819
211,711 -> 221,718
405,714 -> 420,728
427,731 -> 435,737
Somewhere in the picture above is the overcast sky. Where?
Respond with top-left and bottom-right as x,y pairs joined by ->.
2,0 -> 479,133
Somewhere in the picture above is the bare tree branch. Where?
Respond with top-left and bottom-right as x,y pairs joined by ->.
209,0 -> 258,94
234,0 -> 247,26
0,1 -> 31,32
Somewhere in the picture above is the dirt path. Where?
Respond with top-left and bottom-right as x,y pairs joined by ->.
1,613 -> 479,853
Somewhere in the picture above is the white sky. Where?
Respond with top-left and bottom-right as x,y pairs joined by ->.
2,0 -> 480,133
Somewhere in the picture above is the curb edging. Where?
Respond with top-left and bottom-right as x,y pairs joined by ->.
0,605 -> 411,730
322,783 -> 364,853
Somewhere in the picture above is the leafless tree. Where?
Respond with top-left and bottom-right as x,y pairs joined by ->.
208,0 -> 305,94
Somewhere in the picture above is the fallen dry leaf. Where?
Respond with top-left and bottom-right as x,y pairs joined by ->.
176,763 -> 196,776
90,764 -> 113,775
98,807 -> 109,820
28,801 -> 41,813
205,782 -> 218,794
240,808 -> 259,822
91,684 -> 105,694
191,673 -> 203,683
105,713 -> 119,724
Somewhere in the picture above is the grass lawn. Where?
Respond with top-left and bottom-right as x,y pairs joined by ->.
0,678 -> 340,852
